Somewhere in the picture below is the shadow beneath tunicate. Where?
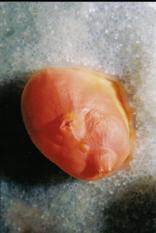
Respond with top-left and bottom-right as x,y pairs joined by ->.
103,177 -> 156,233
0,71 -> 73,187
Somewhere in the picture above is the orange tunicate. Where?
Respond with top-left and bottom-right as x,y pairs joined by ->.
21,67 -> 135,181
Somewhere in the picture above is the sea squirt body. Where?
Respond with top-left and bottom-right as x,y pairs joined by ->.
21,67 -> 135,181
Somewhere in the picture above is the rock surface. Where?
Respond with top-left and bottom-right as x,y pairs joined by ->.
0,2 -> 156,233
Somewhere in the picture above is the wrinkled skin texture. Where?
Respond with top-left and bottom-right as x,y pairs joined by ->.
21,67 -> 135,181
